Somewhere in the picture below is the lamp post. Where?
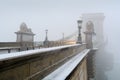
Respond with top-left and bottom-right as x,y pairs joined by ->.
44,29 -> 49,47
45,29 -> 48,41
77,19 -> 82,44
62,33 -> 64,41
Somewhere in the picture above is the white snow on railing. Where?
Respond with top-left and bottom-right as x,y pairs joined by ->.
0,47 -> 20,50
42,49 -> 90,80
0,44 -> 81,61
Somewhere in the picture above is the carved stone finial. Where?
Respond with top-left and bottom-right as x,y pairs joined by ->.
20,22 -> 28,32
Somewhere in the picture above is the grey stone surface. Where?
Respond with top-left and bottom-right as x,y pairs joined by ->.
15,22 -> 35,42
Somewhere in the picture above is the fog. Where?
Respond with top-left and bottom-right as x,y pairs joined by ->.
0,0 -> 120,80
0,0 -> 119,41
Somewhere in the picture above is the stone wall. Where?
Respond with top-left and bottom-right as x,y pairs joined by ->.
0,42 -> 20,47
0,44 -> 86,80
65,57 -> 87,80
87,49 -> 96,80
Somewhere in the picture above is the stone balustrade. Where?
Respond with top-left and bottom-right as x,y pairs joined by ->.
0,44 -> 86,80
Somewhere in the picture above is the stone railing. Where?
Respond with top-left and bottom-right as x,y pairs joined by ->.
0,42 -> 20,47
0,44 -> 86,80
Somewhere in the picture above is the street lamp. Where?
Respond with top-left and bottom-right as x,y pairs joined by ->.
45,29 -> 48,41
44,29 -> 49,47
62,33 -> 64,41
77,19 -> 82,44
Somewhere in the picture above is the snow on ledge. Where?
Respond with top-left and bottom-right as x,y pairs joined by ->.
42,49 -> 90,80
0,44 -> 81,61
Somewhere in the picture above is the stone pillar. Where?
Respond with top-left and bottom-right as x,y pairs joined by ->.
84,21 -> 95,49
84,31 -> 93,49
15,22 -> 35,50
84,21 -> 96,80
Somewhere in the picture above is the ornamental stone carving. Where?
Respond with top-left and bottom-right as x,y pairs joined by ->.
15,22 -> 35,43
19,22 -> 33,34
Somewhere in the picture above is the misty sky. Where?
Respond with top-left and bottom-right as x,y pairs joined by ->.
0,0 -> 119,42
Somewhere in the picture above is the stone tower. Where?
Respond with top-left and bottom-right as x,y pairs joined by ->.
81,13 -> 105,48
81,13 -> 105,80
15,22 -> 35,48
15,22 -> 35,42
84,21 -> 95,49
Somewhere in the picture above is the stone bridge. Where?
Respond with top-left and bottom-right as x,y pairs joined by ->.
0,43 -> 94,80
0,13 -> 104,80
